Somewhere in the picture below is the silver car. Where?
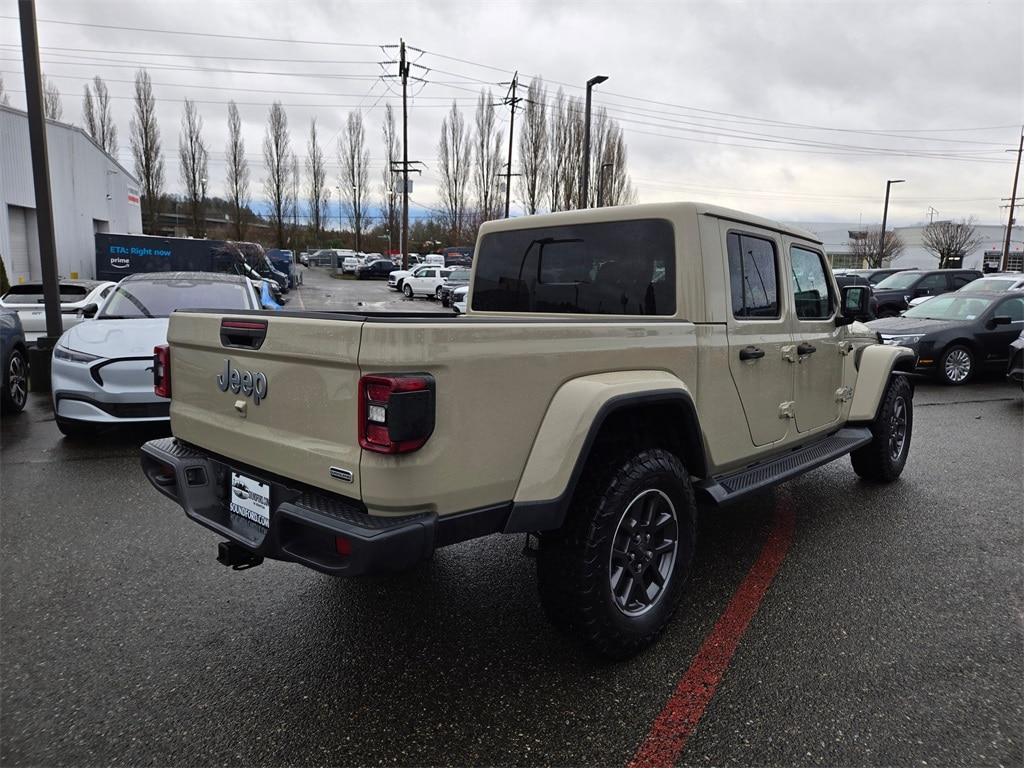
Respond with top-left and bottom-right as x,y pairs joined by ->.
51,272 -> 260,438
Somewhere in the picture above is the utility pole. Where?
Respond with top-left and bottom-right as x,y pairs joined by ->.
500,72 -> 524,218
399,39 -> 410,270
927,206 -> 938,224
1002,131 -> 1023,272
580,75 -> 608,209
878,178 -> 905,267
18,0 -> 62,390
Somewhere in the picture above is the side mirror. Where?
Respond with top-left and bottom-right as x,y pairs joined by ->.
78,303 -> 99,319
837,285 -> 870,326
990,315 -> 1012,327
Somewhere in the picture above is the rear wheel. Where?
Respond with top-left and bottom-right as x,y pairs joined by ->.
537,447 -> 696,659
403,283 -> 414,298
851,375 -> 913,482
939,344 -> 973,385
435,286 -> 444,301
2,347 -> 28,414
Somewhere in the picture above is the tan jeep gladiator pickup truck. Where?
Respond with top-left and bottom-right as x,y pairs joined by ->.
141,202 -> 915,658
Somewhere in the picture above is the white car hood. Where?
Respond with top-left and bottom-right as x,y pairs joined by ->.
62,317 -> 170,359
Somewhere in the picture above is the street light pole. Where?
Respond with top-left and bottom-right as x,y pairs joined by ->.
877,179 -> 905,267
597,162 -> 614,208
1001,132 -> 1023,271
580,75 -> 608,209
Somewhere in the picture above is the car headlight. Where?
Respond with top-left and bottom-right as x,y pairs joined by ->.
880,334 -> 924,347
53,341 -> 101,364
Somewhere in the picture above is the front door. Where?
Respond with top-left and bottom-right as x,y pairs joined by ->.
786,241 -> 842,433
722,223 -> 794,447
980,295 -> 1024,363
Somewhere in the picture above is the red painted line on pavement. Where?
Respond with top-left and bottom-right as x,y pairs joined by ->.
628,494 -> 797,768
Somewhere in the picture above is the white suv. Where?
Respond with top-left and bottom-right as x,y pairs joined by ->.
402,267 -> 453,299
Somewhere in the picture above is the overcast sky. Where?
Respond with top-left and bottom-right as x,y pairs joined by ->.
1,0 -> 1022,228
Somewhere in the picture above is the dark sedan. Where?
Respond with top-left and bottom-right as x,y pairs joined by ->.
867,291 -> 1024,384
439,268 -> 471,307
355,259 -> 397,280
869,269 -> 981,318
1,308 -> 28,415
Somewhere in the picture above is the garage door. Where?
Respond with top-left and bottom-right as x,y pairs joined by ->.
7,205 -> 38,282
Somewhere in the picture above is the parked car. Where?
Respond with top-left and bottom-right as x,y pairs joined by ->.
869,269 -> 982,318
867,291 -> 1024,384
402,266 -> 453,299
1007,330 -> 1024,387
0,280 -> 117,345
439,268 -> 471,307
906,272 -> 1023,308
387,263 -> 433,291
842,267 -> 917,286
422,254 -> 446,268
1,308 -> 28,415
341,256 -> 361,274
355,259 -> 395,280
451,285 -> 468,315
50,272 -> 261,437
266,249 -> 302,289
298,251 -> 311,267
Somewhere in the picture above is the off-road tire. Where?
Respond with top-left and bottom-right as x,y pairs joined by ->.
403,283 -> 414,298
938,344 -> 974,385
2,347 -> 28,415
851,375 -> 913,482
56,416 -> 92,439
537,448 -> 697,659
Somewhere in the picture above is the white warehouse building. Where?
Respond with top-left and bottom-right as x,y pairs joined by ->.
1,105 -> 143,284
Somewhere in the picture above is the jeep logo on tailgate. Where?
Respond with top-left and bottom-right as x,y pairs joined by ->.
217,359 -> 269,405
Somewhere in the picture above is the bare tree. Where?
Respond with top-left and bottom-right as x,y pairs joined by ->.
290,152 -> 300,239
547,89 -> 586,211
596,120 -> 635,207
339,111 -> 370,251
42,75 -> 62,121
922,219 -> 984,269
0,74 -> 10,106
472,89 -> 504,224
305,118 -> 328,243
379,104 -> 401,251
82,76 -> 117,155
178,98 -> 208,237
847,227 -> 906,268
225,101 -> 249,240
129,69 -> 164,233
517,77 -> 548,214
437,101 -> 472,242
262,101 -> 292,248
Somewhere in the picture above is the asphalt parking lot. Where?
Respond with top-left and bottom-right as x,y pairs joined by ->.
1,272 -> 1021,767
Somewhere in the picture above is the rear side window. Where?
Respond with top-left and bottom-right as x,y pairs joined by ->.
790,245 -> 834,320
727,232 -> 779,319
951,274 -> 975,288
471,219 -> 675,315
919,274 -> 947,291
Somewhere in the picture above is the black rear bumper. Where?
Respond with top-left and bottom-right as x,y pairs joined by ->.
140,437 -> 439,576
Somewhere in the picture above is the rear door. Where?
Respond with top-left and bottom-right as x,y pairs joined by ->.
980,295 -> 1024,362
722,222 -> 795,447
785,241 -> 842,433
166,312 -> 366,497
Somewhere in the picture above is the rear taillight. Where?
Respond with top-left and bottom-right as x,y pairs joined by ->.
358,373 -> 435,454
153,344 -> 171,398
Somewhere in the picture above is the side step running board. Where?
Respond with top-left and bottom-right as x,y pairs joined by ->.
695,427 -> 872,506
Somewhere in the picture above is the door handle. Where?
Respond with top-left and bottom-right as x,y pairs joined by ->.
797,342 -> 817,356
739,345 -> 765,361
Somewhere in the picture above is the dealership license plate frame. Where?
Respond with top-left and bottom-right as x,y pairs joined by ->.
228,471 -> 271,529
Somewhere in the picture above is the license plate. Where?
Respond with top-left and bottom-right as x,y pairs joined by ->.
228,472 -> 271,528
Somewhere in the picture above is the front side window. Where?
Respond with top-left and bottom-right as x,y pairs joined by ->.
472,219 -> 675,315
995,296 -> 1024,322
727,232 -> 779,319
790,246 -> 834,320
918,274 -> 947,291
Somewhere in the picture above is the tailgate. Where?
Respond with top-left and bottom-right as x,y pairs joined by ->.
166,311 -> 364,497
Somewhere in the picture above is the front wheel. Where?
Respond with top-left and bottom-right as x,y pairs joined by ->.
939,344 -> 973,385
851,375 -> 913,482
435,286 -> 444,301
2,347 -> 28,414
403,283 -> 414,298
537,448 -> 697,659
